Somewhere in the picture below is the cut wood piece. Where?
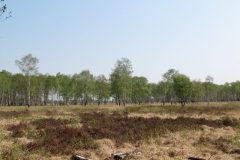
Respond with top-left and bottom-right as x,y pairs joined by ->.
188,157 -> 205,160
70,155 -> 92,160
112,153 -> 129,160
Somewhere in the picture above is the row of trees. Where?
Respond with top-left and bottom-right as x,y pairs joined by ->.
1,54 -> 240,107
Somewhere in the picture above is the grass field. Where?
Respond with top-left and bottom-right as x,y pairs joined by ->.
1,102 -> 240,160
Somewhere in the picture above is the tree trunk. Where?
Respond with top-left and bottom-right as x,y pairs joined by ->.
27,76 -> 31,107
0,90 -> 4,107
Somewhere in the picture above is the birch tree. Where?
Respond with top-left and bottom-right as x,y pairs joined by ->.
110,58 -> 133,106
131,76 -> 150,104
160,69 -> 179,105
190,79 -> 204,103
79,70 -> 94,106
45,75 -> 58,105
173,74 -> 192,106
95,75 -> 110,105
56,73 -> 72,105
15,54 -> 39,107
204,75 -> 214,104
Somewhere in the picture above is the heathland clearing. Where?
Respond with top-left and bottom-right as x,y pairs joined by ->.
1,102 -> 240,160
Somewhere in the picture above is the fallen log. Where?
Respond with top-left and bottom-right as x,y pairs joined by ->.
188,157 -> 205,160
104,150 -> 141,160
112,153 -> 129,160
71,155 -> 92,160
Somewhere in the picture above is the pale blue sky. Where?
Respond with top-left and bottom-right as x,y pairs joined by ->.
1,1 -> 240,84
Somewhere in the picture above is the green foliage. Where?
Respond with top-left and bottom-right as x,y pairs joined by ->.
15,54 -> 39,107
204,75 -> 214,104
79,70 -> 94,104
148,83 -> 160,102
45,75 -> 59,104
71,70 -> 95,105
190,79 -> 204,102
72,73 -> 83,103
95,74 -> 110,104
56,73 -> 73,105
173,74 -> 192,106
11,73 -> 27,105
5,54 -> 240,106
131,76 -> 150,104
230,81 -> 240,100
15,54 -> 39,77
0,71 -> 11,106
159,69 -> 179,104
30,74 -> 47,105
162,69 -> 179,83
110,58 -> 133,105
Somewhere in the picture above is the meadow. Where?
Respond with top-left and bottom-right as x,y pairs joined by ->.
1,102 -> 240,160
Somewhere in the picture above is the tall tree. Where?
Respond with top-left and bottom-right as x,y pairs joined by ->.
222,82 -> 232,101
15,54 -> 39,107
149,83 -> 160,103
160,69 -> 179,105
11,73 -> 26,106
204,75 -> 214,104
190,79 -> 204,103
230,81 -> 240,101
28,74 -> 46,106
0,72 -> 8,106
35,74 -> 46,105
45,75 -> 58,105
95,75 -> 110,105
56,73 -> 72,105
131,76 -> 150,104
72,73 -> 83,105
79,70 -> 94,106
173,74 -> 192,106
110,58 -> 133,106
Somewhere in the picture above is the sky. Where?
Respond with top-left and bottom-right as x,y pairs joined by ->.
1,1 -> 240,85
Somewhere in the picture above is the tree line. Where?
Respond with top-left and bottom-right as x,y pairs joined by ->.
0,54 -> 240,107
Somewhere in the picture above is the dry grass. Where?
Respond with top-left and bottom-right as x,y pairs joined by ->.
1,102 -> 240,159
